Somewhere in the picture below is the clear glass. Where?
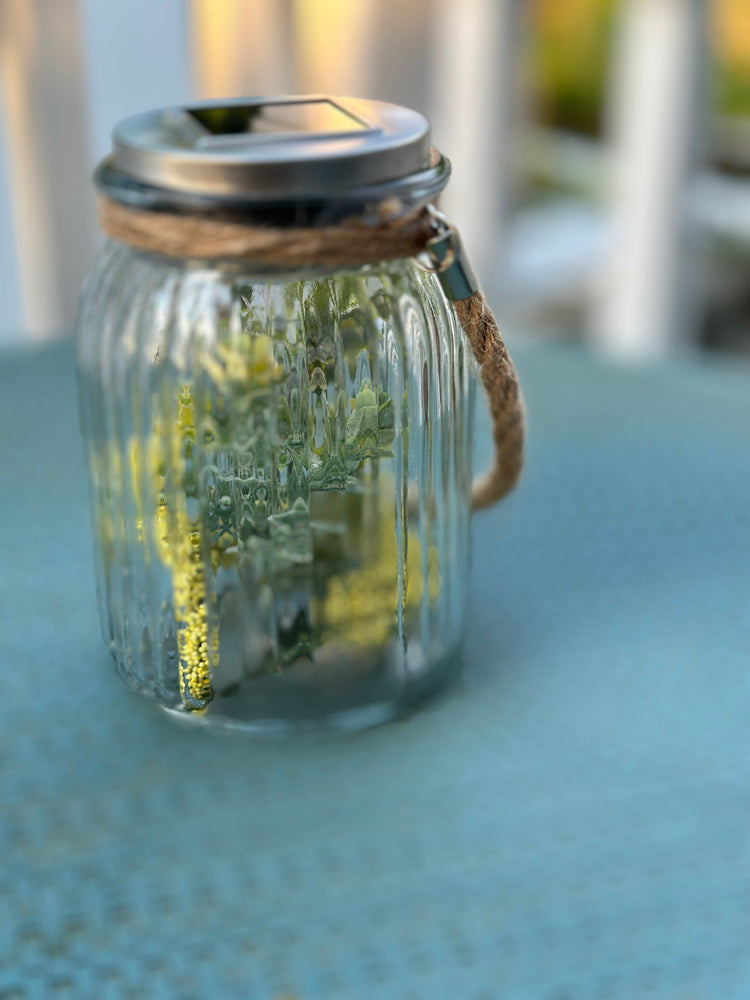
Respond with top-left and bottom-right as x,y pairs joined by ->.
76,241 -> 473,732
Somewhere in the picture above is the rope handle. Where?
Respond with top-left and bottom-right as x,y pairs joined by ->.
417,207 -> 524,510
456,291 -> 525,510
97,196 -> 525,510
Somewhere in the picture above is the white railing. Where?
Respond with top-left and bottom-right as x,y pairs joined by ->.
0,0 -> 744,359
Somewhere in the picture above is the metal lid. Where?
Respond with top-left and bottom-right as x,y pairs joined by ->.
96,96 -> 450,224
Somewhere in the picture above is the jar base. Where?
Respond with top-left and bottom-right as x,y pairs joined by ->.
155,642 -> 463,736
159,698 -> 398,736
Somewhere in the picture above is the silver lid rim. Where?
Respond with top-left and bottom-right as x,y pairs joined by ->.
110,95 -> 434,199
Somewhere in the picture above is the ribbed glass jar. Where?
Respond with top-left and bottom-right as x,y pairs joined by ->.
76,242 -> 473,732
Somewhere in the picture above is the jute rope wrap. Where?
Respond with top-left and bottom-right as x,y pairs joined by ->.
98,196 -> 524,510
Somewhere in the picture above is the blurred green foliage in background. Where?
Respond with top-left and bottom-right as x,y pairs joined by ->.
529,0 -> 618,136
529,0 -> 750,136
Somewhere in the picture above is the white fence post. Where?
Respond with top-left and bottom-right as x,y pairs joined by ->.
592,0 -> 707,358
0,0 -> 95,340
429,0 -> 524,289
0,104 -> 24,346
81,0 -> 192,164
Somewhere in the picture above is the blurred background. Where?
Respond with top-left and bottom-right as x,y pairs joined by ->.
0,0 -> 748,360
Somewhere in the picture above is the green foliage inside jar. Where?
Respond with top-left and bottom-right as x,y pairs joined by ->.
122,274 -> 440,712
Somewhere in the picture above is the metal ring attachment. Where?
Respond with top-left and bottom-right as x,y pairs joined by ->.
417,205 -> 479,302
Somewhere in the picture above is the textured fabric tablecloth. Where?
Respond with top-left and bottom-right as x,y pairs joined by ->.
1,338 -> 748,1000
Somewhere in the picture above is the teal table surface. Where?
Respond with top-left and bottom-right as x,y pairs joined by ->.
1,338 -> 749,1000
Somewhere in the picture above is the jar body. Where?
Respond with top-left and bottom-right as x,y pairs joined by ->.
76,242 -> 473,732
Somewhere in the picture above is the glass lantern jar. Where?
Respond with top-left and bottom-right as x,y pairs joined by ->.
76,97 -> 475,733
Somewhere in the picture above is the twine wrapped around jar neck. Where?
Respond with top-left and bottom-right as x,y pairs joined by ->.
97,194 -> 525,510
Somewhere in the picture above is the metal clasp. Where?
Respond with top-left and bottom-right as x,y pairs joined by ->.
417,205 -> 479,302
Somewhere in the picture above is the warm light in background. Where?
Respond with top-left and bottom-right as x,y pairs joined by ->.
713,0 -> 750,69
291,0 -> 376,97
191,0 -> 292,99
191,0 -> 378,102
712,0 -> 750,116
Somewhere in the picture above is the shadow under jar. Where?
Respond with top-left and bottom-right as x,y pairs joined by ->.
76,97 -> 474,733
